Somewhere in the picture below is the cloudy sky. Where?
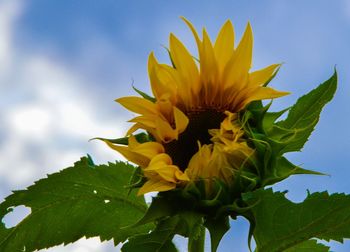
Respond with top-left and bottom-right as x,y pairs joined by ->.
1,0 -> 350,251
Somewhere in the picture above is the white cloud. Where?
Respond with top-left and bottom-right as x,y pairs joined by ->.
0,1 -> 126,251
7,104 -> 53,140
0,0 -> 21,73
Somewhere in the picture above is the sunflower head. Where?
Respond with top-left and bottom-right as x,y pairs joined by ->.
104,18 -> 289,201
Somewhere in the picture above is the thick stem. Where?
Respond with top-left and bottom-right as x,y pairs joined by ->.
188,225 -> 205,252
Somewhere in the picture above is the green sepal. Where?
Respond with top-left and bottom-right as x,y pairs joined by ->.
262,108 -> 289,132
262,156 -> 324,186
132,85 -> 156,103
91,132 -> 152,145
162,45 -> 177,68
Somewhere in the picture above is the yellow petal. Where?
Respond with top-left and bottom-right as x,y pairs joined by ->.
106,136 -> 165,167
175,170 -> 190,181
181,17 -> 201,50
249,64 -> 280,87
155,117 -> 178,143
126,123 -> 142,136
138,179 -> 175,195
133,141 -> 165,160
200,29 -> 218,87
186,144 -> 213,180
144,154 -> 188,183
148,53 -> 178,101
128,135 -> 139,148
129,116 -> 157,129
149,153 -> 173,165
104,141 -> 150,167
116,96 -> 158,116
157,94 -> 174,119
148,52 -> 166,99
214,20 -> 235,74
173,106 -> 189,134
234,22 -> 253,73
238,87 -> 290,110
222,22 -> 253,89
169,33 -> 199,102
144,165 -> 178,183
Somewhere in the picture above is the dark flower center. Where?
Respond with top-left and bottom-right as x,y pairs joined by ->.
164,109 -> 226,170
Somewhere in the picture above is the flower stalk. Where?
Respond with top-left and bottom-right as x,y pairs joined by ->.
188,225 -> 206,252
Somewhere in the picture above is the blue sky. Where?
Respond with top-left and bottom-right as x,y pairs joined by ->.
1,0 -> 350,251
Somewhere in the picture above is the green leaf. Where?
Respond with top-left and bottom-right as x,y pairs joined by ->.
133,196 -> 176,227
284,240 -> 330,252
178,211 -> 204,239
0,157 -> 151,252
243,189 -> 350,252
270,70 -> 337,154
205,216 -> 230,252
123,211 -> 205,252
122,216 -> 181,252
126,166 -> 146,193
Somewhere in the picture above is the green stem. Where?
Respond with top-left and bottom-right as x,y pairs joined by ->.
188,225 -> 205,252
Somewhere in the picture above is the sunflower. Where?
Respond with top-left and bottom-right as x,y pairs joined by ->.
105,18 -> 289,196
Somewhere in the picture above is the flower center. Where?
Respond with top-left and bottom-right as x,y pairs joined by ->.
164,109 -> 226,170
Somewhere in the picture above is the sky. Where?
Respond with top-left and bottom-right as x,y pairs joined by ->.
0,0 -> 350,251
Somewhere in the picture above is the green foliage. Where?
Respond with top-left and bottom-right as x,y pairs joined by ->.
284,240 -> 330,252
134,196 -> 177,226
243,189 -> 350,252
0,71 -> 343,252
205,216 -> 230,252
0,157 -> 151,252
126,193 -> 206,252
122,216 -> 180,252
122,211 -> 206,252
244,71 -> 337,187
269,70 -> 337,154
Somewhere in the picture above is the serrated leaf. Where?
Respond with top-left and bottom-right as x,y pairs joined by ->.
270,71 -> 337,154
0,157 -> 151,252
122,216 -> 181,252
243,189 -> 350,252
284,240 -> 330,252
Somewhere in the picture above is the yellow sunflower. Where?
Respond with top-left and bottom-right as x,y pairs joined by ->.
106,18 -> 289,196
